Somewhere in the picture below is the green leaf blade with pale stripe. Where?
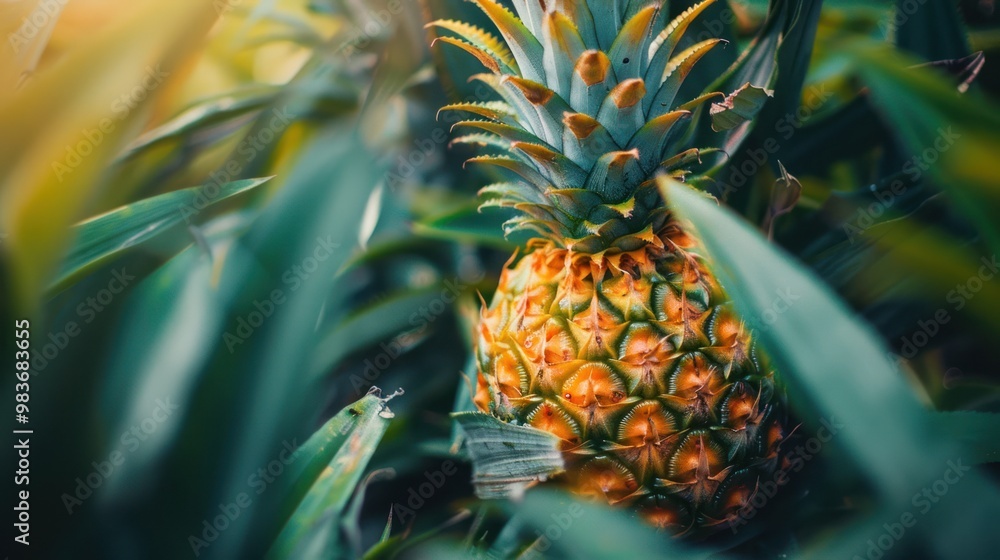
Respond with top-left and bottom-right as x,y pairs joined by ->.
267,390 -> 400,560
50,177 -> 272,294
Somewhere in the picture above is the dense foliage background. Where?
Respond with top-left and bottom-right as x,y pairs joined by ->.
2,0 -> 1000,558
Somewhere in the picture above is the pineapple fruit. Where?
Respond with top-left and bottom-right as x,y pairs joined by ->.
431,0 -> 788,533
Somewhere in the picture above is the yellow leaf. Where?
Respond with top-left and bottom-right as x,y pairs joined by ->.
0,0 -> 219,311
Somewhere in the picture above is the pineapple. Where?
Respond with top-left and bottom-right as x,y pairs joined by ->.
430,0 -> 787,533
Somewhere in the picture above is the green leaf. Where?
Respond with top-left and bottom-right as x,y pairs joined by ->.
762,0 -> 823,122
850,41 -> 1000,255
893,0 -> 969,61
308,286 -> 444,380
661,177 -> 1000,557
50,177 -> 271,294
119,88 -> 278,160
213,130 -> 379,555
501,488 -> 706,560
469,0 -> 546,83
413,203 -> 520,249
667,0 -> 739,100
128,127 -> 382,559
364,511 -> 474,560
450,353 -> 481,452
935,411 -> 1000,465
97,218 -> 244,498
0,0 -> 219,312
342,469 -> 396,557
660,177 -> 934,496
709,83 -> 773,132
453,412 -> 564,499
703,0 -> 821,168
267,390 -> 399,559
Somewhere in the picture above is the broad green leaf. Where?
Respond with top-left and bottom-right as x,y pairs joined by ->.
98,214 -> 251,499
266,391 -> 399,559
763,0 -> 823,123
195,128 -> 381,560
661,177 -> 1000,557
935,411 -> 1000,465
96,126 -> 383,559
50,177 -> 271,294
662,177 -> 933,500
453,412 -> 564,499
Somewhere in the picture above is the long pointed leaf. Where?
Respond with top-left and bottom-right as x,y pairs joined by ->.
267,391 -> 400,559
51,177 -> 271,294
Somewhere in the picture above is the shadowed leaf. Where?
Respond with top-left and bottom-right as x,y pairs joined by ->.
51,177 -> 271,294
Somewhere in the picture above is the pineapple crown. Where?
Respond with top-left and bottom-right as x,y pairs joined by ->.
430,0 -> 760,253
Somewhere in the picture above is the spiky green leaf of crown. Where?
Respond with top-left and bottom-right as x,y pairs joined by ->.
430,0 -> 765,252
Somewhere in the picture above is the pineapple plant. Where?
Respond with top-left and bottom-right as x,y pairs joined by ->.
8,0 -> 1000,557
430,0 -> 788,532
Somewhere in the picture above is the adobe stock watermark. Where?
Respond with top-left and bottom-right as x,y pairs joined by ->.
7,0 -> 67,54
889,254 -> 997,363
52,66 -> 170,182
842,126 -> 961,243
29,268 -> 136,376
223,235 -> 341,353
188,439 -> 301,556
179,106 -> 292,223
852,459 -> 971,560
349,275 -> 481,394
60,397 -> 180,514
391,460 -> 459,524
728,416 -> 842,532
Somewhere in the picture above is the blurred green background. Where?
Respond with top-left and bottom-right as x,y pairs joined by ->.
2,0 -> 1000,558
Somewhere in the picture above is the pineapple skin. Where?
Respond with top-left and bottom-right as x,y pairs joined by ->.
473,227 -> 787,532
